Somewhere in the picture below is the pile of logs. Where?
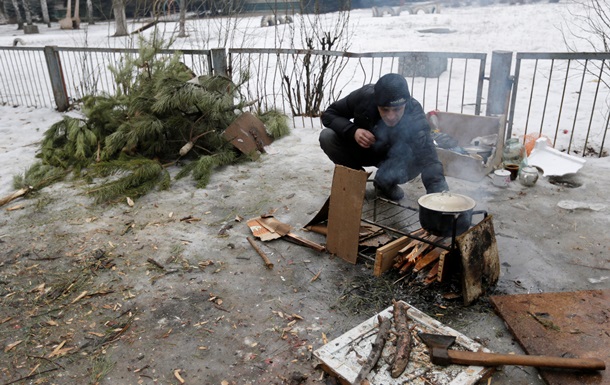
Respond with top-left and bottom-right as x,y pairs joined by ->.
391,229 -> 450,284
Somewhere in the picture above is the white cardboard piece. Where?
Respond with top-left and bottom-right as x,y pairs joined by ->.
527,138 -> 586,176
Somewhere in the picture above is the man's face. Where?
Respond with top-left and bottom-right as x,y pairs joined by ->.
378,104 -> 406,127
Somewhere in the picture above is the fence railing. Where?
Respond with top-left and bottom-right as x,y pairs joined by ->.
508,52 -> 610,157
0,47 -> 55,108
1,45 -> 609,157
228,48 -> 487,118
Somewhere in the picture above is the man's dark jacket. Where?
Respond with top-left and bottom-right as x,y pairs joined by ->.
321,84 -> 448,193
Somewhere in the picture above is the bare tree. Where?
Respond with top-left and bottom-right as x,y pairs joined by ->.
278,3 -> 354,117
178,0 -> 187,37
40,0 -> 51,27
86,0 -> 94,24
563,0 -> 610,86
565,0 -> 610,52
0,2 -> 9,24
21,0 -> 33,25
10,0 -> 24,29
113,0 -> 128,36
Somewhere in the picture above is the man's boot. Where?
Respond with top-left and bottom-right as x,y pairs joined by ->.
374,182 -> 404,201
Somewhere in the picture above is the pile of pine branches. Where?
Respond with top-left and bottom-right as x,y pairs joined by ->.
13,37 -> 289,205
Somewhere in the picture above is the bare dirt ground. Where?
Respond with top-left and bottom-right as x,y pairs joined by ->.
1,119 -> 609,385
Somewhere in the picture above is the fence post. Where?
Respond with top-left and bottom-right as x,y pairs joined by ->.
43,46 -> 69,112
211,48 -> 228,77
486,50 -> 513,119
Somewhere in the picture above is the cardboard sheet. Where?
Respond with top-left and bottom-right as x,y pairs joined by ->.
326,165 -> 368,264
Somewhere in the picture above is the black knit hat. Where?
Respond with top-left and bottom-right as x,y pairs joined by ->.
374,73 -> 410,107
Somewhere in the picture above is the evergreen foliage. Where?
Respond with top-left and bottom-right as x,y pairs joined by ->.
21,34 -> 290,204
13,162 -> 69,191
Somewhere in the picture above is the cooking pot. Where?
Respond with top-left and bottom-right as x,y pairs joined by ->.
418,192 -> 481,237
463,145 -> 493,162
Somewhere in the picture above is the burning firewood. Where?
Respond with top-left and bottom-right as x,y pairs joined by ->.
413,247 -> 444,273
392,230 -> 451,280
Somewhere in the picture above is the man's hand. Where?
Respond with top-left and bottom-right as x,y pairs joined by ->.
355,128 -> 376,148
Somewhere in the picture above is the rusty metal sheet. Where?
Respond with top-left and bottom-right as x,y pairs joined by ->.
490,290 -> 609,385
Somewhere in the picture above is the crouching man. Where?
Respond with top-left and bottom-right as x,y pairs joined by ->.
319,73 -> 449,201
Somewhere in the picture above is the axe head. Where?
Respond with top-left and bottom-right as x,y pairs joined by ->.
418,332 -> 457,366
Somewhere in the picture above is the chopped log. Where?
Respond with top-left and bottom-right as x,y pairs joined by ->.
436,250 -> 451,282
397,239 -> 418,254
247,236 -> 274,269
405,242 -> 433,264
413,247 -> 443,273
391,300 -> 412,378
0,187 -> 31,207
353,315 -> 391,385
423,262 -> 440,285
306,223 -> 327,236
398,260 -> 416,274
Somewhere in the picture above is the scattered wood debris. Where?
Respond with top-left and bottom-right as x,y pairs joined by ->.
247,215 -> 325,252
247,236 -> 274,269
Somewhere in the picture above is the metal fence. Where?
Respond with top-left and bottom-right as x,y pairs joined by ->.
0,46 -> 213,109
1,45 -> 609,157
508,52 -> 610,157
228,48 -> 487,118
0,47 -> 55,108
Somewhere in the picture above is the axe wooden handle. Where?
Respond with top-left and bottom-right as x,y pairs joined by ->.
448,349 -> 606,371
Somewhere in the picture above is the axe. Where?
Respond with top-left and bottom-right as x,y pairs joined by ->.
418,332 -> 606,371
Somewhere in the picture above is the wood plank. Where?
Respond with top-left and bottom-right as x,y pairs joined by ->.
326,166 -> 368,264
305,223 -> 327,236
374,236 -> 412,276
424,261 -> 440,284
436,250 -> 451,282
285,232 -> 326,252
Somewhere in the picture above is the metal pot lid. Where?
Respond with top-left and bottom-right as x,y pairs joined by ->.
418,192 -> 476,212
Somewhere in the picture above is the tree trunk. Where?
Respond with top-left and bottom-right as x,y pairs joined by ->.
86,0 -> 93,24
39,0 -> 51,27
112,0 -> 128,36
177,0 -> 187,37
1,2 -> 10,24
21,0 -> 32,25
10,0 -> 24,29
59,0 -> 72,29
73,0 -> 80,28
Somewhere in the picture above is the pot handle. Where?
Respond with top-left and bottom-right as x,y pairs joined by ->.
471,210 -> 488,221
